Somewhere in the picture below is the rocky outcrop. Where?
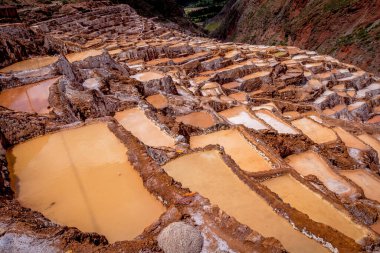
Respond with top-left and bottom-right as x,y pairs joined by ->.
114,0 -> 203,35
0,24 -> 47,69
0,141 -> 12,197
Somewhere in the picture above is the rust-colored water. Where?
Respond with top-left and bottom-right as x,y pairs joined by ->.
0,50 -> 102,73
131,72 -> 164,82
163,151 -> 328,253
292,117 -> 337,144
115,108 -> 176,148
371,221 -> 380,235
262,174 -> 371,242
286,151 -> 357,197
146,94 -> 168,109
333,127 -> 368,150
340,169 -> 380,203
0,77 -> 60,113
66,49 -> 103,63
176,111 -> 216,129
190,129 -> 272,172
358,134 -> 380,157
0,56 -> 58,73
7,123 -> 165,243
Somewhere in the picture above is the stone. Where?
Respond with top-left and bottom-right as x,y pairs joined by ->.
157,222 -> 203,253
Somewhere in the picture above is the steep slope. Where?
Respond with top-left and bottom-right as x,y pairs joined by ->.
1,0 -> 202,35
0,24 -> 47,68
177,0 -> 228,25
112,0 -> 203,34
207,0 -> 380,75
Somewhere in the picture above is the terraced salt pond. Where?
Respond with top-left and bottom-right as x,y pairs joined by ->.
7,123 -> 165,243
115,108 -> 176,148
163,150 -> 328,253
130,71 -> 164,82
176,111 -> 216,129
146,94 -> 168,109
358,134 -> 380,156
65,49 -> 103,63
219,106 -> 268,130
0,77 -> 60,113
190,129 -> 272,172
333,127 -> 369,151
286,151 -> 357,197
262,174 -> 371,242
0,50 -> 103,73
292,117 -> 337,144
340,169 -> 380,203
254,110 -> 298,134
0,56 -> 58,73
372,221 -> 380,235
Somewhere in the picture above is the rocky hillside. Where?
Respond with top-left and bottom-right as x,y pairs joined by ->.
111,0 -> 203,34
1,0 -> 202,34
207,0 -> 380,75
177,0 -> 227,25
0,0 -> 203,68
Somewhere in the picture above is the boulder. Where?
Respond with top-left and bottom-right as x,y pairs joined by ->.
157,222 -> 203,253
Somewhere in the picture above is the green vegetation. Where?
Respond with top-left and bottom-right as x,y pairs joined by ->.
179,0 -> 226,8
181,0 -> 227,24
337,27 -> 370,47
204,21 -> 220,32
346,21 -> 380,45
324,0 -> 358,12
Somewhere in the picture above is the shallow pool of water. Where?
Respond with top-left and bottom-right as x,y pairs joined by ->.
7,123 -> 166,243
131,72 -> 164,82
371,221 -> 380,235
0,50 -> 103,73
255,110 -> 298,134
0,77 -> 60,113
176,111 -> 216,129
163,151 -> 328,253
333,127 -> 368,150
358,134 -> 380,157
115,108 -> 176,148
146,94 -> 168,109
66,49 -> 103,63
340,169 -> 380,203
219,106 -> 268,130
0,56 -> 58,73
286,151 -> 356,197
262,174 -> 371,242
292,117 -> 337,144
190,129 -> 272,172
